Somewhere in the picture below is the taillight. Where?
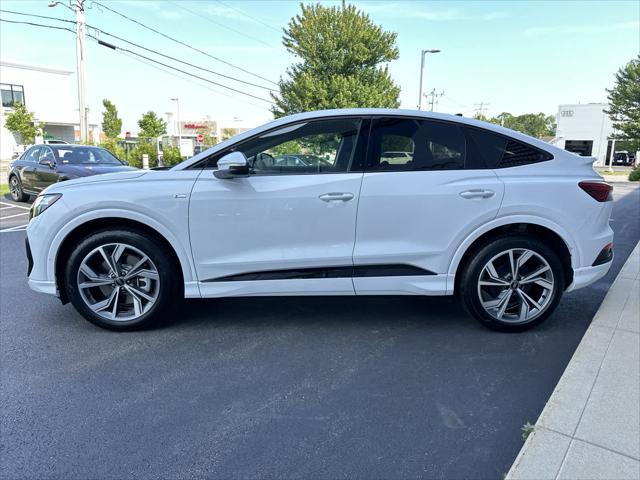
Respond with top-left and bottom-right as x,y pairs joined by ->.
578,181 -> 613,202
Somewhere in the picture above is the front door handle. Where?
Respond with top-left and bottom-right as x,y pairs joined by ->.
319,192 -> 354,202
459,189 -> 495,199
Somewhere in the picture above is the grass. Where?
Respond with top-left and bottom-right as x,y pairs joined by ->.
0,183 -> 9,196
594,169 -> 631,176
521,422 -> 535,441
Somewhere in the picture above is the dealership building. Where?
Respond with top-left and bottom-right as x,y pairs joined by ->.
552,103 -> 616,167
0,60 -> 99,160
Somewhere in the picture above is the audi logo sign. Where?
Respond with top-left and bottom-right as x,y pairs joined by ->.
560,110 -> 574,117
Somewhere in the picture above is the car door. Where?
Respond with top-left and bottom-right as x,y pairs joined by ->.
18,146 -> 41,192
189,117 -> 367,296
352,116 -> 505,295
34,146 -> 60,191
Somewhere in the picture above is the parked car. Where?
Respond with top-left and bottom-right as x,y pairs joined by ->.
25,109 -> 614,332
273,154 -> 332,168
44,139 -> 70,145
612,151 -> 632,166
7,144 -> 135,202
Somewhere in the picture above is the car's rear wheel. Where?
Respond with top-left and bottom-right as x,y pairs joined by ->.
9,175 -> 28,202
460,236 -> 564,331
64,229 -> 179,331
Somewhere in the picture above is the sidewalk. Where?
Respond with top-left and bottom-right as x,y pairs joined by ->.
507,242 -> 640,480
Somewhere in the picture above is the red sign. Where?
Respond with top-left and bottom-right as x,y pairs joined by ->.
197,134 -> 204,143
184,123 -> 206,130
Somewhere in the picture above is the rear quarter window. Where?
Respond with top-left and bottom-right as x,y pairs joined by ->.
465,127 -> 553,169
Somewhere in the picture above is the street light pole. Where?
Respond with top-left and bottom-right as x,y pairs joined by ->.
50,0 -> 87,143
418,49 -> 440,110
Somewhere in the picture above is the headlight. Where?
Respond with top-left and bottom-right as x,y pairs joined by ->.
30,194 -> 62,220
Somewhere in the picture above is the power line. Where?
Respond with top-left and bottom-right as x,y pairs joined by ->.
89,1 -> 278,86
91,35 -> 274,104
214,0 -> 282,34
1,8 -> 274,91
0,8 -> 75,24
166,1 -> 273,47
117,50 -> 271,112
90,27 -> 274,91
0,18 -> 274,104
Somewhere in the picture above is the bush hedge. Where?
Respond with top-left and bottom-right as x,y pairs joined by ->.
629,167 -> 640,181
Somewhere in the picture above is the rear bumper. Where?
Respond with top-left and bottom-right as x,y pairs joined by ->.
566,259 -> 612,292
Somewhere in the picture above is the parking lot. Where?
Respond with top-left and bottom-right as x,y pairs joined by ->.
1,183 -> 639,479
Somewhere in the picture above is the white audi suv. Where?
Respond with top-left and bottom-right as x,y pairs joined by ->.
25,109 -> 614,331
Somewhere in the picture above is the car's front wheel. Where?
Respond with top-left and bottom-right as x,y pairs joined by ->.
460,236 -> 564,331
64,229 -> 179,331
9,175 -> 28,202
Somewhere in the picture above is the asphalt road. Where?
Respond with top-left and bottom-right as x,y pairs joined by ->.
1,184 -> 639,480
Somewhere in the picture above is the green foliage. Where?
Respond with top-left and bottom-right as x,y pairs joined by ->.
137,111 -> 167,138
162,146 -> 182,166
606,56 -> 640,152
272,2 -> 400,117
101,99 -> 122,139
521,422 -> 535,441
629,166 -> 640,181
474,112 -> 556,138
99,137 -> 126,161
4,103 -> 42,145
128,141 -> 157,169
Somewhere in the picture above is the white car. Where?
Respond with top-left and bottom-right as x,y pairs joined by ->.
25,109 -> 614,331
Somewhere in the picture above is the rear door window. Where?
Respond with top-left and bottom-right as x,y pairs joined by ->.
366,118 -> 465,171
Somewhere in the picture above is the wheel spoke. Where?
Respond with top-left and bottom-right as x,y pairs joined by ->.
79,278 -> 113,289
110,288 -> 120,319
110,244 -> 126,270
517,290 -> 530,321
481,288 -> 510,309
517,288 -> 543,310
486,259 -> 501,280
533,278 -> 554,290
124,284 -> 155,303
520,266 -> 551,284
98,246 -> 118,276
479,279 -> 509,287
515,250 -> 534,277
135,269 -> 159,281
90,287 -> 117,313
496,289 -> 513,319
124,255 -> 150,280
508,250 -> 516,278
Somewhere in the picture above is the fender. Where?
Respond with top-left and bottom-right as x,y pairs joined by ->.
445,214 -> 579,294
46,208 -> 200,297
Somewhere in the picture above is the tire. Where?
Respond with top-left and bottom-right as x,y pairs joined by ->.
459,235 -> 565,332
64,229 -> 180,331
9,175 -> 28,202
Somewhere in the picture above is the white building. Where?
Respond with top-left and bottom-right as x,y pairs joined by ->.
553,103 -> 614,167
0,60 -> 98,160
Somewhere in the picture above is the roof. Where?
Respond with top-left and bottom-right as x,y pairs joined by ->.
0,60 -> 74,76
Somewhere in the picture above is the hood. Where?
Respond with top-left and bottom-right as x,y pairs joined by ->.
42,169 -> 148,194
57,163 -> 138,178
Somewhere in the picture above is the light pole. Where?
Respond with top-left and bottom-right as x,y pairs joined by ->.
170,98 -> 181,148
418,49 -> 440,110
49,0 -> 87,143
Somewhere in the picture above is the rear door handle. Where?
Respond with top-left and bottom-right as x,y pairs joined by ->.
459,189 -> 495,199
319,192 -> 354,202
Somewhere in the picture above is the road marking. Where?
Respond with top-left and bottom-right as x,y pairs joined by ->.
0,201 -> 30,210
0,212 -> 29,220
0,224 -> 27,233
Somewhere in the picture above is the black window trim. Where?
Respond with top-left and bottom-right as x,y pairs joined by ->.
188,113 -> 554,172
1,83 -> 25,108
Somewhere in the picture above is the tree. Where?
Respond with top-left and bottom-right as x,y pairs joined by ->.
101,99 -> 122,139
4,102 -> 42,145
474,112 -> 556,138
137,111 -> 167,138
272,2 -> 400,117
606,56 -> 640,151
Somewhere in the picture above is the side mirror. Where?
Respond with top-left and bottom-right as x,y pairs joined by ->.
214,151 -> 249,179
40,159 -> 56,169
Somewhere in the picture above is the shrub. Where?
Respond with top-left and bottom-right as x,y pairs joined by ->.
99,138 -> 126,161
128,141 -> 157,169
162,146 -> 183,166
629,166 -> 640,181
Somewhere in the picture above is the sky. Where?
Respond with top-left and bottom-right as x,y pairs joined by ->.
0,0 -> 639,134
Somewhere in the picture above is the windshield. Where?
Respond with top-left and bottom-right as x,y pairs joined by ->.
55,147 -> 122,165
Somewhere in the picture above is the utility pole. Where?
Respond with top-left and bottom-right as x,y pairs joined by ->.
425,89 -> 445,112
171,98 -> 181,149
418,49 -> 440,110
474,101 -> 490,118
50,0 -> 87,143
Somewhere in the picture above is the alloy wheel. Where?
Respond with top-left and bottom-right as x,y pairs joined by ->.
77,243 -> 160,321
9,177 -> 20,201
476,248 -> 555,323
